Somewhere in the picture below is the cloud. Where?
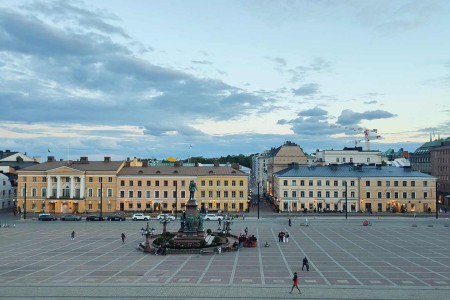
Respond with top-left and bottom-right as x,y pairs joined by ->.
191,60 -> 213,65
289,57 -> 331,83
292,83 -> 320,96
363,100 -> 378,104
336,109 -> 397,126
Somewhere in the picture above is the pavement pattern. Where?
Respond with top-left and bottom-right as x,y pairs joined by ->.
0,213 -> 449,299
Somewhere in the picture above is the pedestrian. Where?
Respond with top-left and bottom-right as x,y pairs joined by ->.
289,272 -> 301,294
242,213 -> 245,220
302,257 -> 309,271
285,232 -> 289,243
121,233 -> 126,244
218,218 -> 222,227
288,217 -> 291,227
244,227 -> 248,236
71,230 -> 75,240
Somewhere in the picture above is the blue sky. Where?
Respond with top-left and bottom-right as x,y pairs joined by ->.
0,0 -> 449,161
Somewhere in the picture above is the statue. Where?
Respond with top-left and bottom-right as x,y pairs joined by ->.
197,214 -> 204,230
187,214 -> 194,230
180,219 -> 185,230
189,180 -> 197,201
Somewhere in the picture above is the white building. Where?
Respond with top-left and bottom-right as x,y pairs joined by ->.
0,173 -> 14,210
315,147 -> 382,165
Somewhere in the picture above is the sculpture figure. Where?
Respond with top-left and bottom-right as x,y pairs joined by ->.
189,180 -> 197,200
197,214 -> 204,230
187,214 -> 194,230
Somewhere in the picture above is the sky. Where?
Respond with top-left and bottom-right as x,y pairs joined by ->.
0,0 -> 449,162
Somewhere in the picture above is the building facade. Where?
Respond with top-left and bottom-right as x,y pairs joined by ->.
315,147 -> 383,165
16,157 -> 248,214
431,144 -> 450,206
273,164 -> 436,213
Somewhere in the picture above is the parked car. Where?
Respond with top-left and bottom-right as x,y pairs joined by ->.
85,215 -> 105,221
38,213 -> 57,221
60,214 -> 82,221
156,214 -> 175,223
204,214 -> 224,221
132,213 -> 150,221
107,215 -> 126,221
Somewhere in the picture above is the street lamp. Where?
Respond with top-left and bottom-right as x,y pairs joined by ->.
344,180 -> 348,220
175,180 -> 178,219
24,183 -> 27,219
257,180 -> 260,220
99,182 -> 103,218
436,181 -> 439,220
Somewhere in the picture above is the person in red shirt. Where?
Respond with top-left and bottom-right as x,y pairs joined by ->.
290,272 -> 301,294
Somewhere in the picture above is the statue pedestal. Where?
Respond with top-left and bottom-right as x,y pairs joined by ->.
174,198 -> 205,245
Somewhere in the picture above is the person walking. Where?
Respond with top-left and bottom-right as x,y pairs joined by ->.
302,257 -> 309,271
71,230 -> 75,241
288,217 -> 291,227
285,232 -> 289,243
244,227 -> 248,236
289,272 -> 301,294
218,218 -> 222,227
121,233 -> 126,244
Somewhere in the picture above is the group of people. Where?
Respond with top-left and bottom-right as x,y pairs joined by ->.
278,231 -> 289,243
290,257 -> 310,294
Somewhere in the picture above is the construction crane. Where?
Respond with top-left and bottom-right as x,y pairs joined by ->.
331,125 -> 381,151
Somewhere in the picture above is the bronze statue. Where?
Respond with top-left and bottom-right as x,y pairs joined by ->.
197,214 -> 204,230
187,214 -> 194,230
189,180 -> 197,201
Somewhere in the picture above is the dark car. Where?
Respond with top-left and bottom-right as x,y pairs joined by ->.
60,214 -> 82,221
85,215 -> 105,221
38,213 -> 57,221
107,215 -> 126,221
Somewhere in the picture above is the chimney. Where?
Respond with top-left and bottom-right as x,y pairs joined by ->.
104,157 -> 111,163
80,157 -> 89,163
47,156 -> 55,162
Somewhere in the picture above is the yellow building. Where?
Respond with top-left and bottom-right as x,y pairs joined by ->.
273,164 -> 436,213
16,157 -> 248,215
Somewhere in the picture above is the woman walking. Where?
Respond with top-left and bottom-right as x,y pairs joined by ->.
289,272 -> 301,294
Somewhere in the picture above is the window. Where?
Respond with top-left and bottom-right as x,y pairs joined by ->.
120,180 -> 125,186
155,191 -> 160,198
377,192 -> 382,199
216,180 -> 221,186
424,191 -> 428,199
107,188 -> 113,197
120,191 -> 124,198
411,181 -> 415,187
32,188 -> 37,197
129,180 -> 133,186
309,180 -> 313,186
300,180 -> 305,186
377,181 -> 382,187
232,191 -> 236,198
224,191 -> 228,198
351,181 -> 355,187
326,180 -> 330,186
232,180 -> 236,186
128,203 -> 133,209
99,177 -> 103,183
97,188 -> 102,197
309,191 -> 313,197
163,191 -> 168,198
128,191 -> 133,198
201,180 -> 206,186
326,191 -> 330,197
181,191 -> 186,198
201,191 -> 206,198
367,158 -> 370,163
108,177 -> 113,183
43,177 -> 47,182
292,180 -> 297,186
283,180 -> 288,186
216,203 -> 220,209
386,191 -> 391,198
89,177 -> 93,183
137,191 -> 142,198
137,203 -> 141,209
336,157 -> 339,162
343,157 -> 346,163
394,192 -> 399,199
239,180 -> 244,186
366,192 -> 371,198
164,180 -> 168,187
209,180 -> 213,186
317,180 -> 321,186
350,191 -> 355,198
394,181 -> 398,187
334,181 -> 338,186
317,191 -> 322,197
88,188 -> 93,197
300,191 -> 305,197
239,191 -> 244,198
32,177 -> 37,182
284,191 -> 288,197
42,188 -> 46,197
224,180 -> 228,186
411,192 -> 416,199
138,180 -> 142,187
155,181 -> 160,187
386,181 -> 390,187
232,203 -> 236,209
146,191 -> 151,198
402,181 -> 407,187
216,191 -> 221,198
402,192 -> 407,199
365,181 -> 370,186
208,191 -> 213,198
146,180 -> 151,186
172,190 -> 177,198
334,191 -> 338,197
292,191 -> 297,197
423,181 -> 428,187
173,180 -> 177,187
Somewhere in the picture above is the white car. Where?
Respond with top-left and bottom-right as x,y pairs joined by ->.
203,214 -> 224,221
132,213 -> 150,221
156,214 -> 175,222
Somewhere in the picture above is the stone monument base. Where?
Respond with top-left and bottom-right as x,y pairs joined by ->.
174,230 -> 205,246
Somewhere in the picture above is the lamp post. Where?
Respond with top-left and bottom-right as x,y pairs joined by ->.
24,183 -> 27,219
436,181 -> 439,220
175,181 -> 178,219
257,180 -> 260,220
99,182 -> 103,218
344,180 -> 348,220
